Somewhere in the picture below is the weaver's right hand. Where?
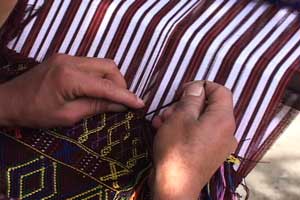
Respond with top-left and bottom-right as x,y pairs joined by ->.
152,81 -> 237,200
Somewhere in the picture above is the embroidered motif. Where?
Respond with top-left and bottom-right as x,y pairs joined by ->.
7,157 -> 57,200
1,111 -> 153,199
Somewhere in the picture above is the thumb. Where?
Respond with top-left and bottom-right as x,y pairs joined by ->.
175,81 -> 206,120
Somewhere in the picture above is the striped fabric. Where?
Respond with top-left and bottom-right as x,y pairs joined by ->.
0,0 -> 299,199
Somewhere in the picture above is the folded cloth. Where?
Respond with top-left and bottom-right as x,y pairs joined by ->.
0,0 -> 299,199
0,111 -> 154,200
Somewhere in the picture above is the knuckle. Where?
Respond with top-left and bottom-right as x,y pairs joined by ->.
47,55 -> 76,87
172,111 -> 196,127
90,100 -> 106,113
53,66 -> 70,86
56,64 -> 68,75
52,64 -> 74,85
173,108 -> 191,123
174,99 -> 201,115
49,53 -> 68,65
100,79 -> 113,92
104,59 -> 118,70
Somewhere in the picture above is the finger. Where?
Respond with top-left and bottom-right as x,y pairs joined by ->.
153,105 -> 175,128
203,81 -> 234,113
176,80 -> 205,96
152,116 -> 163,129
198,81 -> 236,135
182,80 -> 204,89
161,105 -> 175,122
173,82 -> 206,120
74,74 -> 144,109
64,98 -> 128,121
72,56 -> 127,88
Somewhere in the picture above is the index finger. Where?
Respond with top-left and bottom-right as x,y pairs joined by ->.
75,73 -> 145,109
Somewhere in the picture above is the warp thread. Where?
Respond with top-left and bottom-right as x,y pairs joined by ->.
0,0 -> 42,83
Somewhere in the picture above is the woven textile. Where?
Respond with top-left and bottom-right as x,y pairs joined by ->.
0,111 -> 154,199
0,0 -> 299,199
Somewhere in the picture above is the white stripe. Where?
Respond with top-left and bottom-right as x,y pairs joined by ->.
194,4 -> 269,81
231,12 -> 296,105
58,1 -> 90,53
36,0 -> 71,61
14,15 -> 36,52
29,0 -> 62,58
7,38 -> 17,50
162,0 -> 238,105
68,0 -> 102,56
237,30 -> 300,158
204,2 -> 257,81
86,1 -> 125,57
7,0 -> 39,50
258,105 -> 291,147
227,10 -> 293,91
147,1 -> 225,112
97,0 -> 135,58
119,1 -> 177,75
112,1 -> 158,65
7,0 -> 37,50
133,0 -> 198,95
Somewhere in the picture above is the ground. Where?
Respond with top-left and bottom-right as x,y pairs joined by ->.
244,113 -> 300,199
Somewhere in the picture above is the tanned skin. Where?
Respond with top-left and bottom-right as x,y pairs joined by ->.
0,0 -> 17,27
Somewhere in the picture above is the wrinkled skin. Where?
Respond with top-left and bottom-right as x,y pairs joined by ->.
0,54 -> 144,127
152,81 -> 237,200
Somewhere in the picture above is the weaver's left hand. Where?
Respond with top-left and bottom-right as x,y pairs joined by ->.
0,54 -> 144,128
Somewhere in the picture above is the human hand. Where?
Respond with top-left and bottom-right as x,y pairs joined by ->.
152,81 -> 237,200
0,54 -> 144,128
0,0 -> 17,27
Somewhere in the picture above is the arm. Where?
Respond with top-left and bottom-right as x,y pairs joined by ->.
0,0 -> 17,27
152,81 -> 237,199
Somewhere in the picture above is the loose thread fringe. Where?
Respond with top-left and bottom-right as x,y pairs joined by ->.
200,153 -> 260,200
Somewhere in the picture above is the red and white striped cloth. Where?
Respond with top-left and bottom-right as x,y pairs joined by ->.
1,0 -> 300,196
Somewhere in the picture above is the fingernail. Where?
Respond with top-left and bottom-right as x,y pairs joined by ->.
108,104 -> 127,112
183,83 -> 204,97
136,96 -> 145,106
